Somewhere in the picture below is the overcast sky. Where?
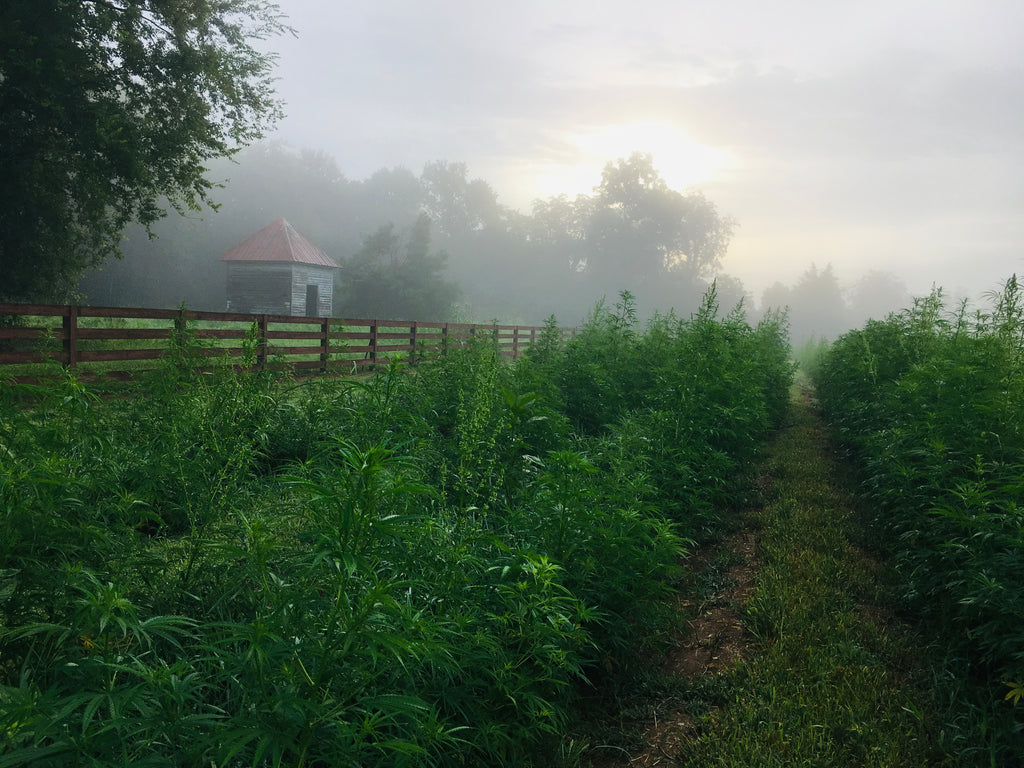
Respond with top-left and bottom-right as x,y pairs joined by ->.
259,0 -> 1024,300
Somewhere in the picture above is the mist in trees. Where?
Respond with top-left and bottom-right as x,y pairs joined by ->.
76,139 -> 914,339
760,264 -> 912,346
79,143 -> 394,312
337,216 -> 458,321
79,146 -> 743,324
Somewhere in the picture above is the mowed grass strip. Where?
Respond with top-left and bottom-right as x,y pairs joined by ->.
683,385 -> 946,767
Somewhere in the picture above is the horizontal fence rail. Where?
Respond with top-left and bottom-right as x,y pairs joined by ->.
0,303 -> 575,381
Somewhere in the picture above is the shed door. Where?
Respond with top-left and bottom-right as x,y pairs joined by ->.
305,284 -> 319,316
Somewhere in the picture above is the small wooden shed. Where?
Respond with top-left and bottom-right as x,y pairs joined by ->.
222,218 -> 338,316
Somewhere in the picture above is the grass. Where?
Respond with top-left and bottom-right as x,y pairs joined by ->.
681,382 -> 945,766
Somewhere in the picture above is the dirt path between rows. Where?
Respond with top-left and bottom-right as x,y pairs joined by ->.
584,385 -> 819,766
592,522 -> 764,767
585,465 -> 772,768
585,383 -> 943,767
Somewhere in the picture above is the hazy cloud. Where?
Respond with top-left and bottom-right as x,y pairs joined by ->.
260,0 -> 1024,298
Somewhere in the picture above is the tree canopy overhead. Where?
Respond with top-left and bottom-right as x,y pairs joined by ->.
0,0 -> 290,302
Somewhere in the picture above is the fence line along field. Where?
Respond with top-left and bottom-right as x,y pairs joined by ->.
0,303 -> 574,380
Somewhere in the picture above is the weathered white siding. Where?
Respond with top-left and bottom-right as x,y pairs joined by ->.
226,263 -> 335,316
290,265 -> 334,316
226,264 -> 292,314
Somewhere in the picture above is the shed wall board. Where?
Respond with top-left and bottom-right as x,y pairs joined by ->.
226,264 -> 293,314
290,265 -> 335,316
226,263 -> 335,316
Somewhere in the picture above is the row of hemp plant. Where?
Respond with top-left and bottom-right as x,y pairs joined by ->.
0,288 -> 792,767
813,275 -> 1024,765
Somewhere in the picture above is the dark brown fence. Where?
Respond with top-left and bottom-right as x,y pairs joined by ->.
0,303 -> 574,381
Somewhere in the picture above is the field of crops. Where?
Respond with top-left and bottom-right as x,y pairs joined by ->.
814,276 -> 1024,763
0,289 -> 793,766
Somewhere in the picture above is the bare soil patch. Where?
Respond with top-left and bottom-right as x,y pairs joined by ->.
589,510 -> 765,767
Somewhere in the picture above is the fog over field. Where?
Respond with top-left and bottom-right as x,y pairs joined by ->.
257,1 -> 1024,301
66,0 -> 1024,344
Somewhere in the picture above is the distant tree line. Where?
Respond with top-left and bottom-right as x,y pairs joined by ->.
77,141 -> 911,334
78,144 -> 746,324
760,264 -> 912,347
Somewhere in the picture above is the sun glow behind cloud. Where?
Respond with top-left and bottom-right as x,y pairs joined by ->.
524,122 -> 735,204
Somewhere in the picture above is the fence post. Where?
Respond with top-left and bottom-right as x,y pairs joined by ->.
409,321 -> 418,365
441,323 -> 449,356
172,307 -> 187,367
512,326 -> 520,359
63,305 -> 79,368
320,317 -> 331,373
257,314 -> 268,370
368,319 -> 378,369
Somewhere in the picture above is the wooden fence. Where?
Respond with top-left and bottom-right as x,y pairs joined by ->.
0,303 -> 574,381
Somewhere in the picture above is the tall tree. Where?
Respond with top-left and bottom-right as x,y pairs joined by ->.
356,166 -> 424,236
0,0 -> 290,302
336,215 -> 459,321
586,153 -> 734,292
528,194 -> 591,274
847,270 -> 910,325
420,160 -> 504,238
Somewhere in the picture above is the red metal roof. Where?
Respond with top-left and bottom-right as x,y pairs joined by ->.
220,217 -> 338,268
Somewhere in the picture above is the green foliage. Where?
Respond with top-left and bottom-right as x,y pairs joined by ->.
0,1 -> 289,302
553,292 -> 644,436
0,287 -> 792,766
793,334 -> 830,378
335,216 -> 460,321
814,275 -> 1024,763
553,287 -> 793,533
